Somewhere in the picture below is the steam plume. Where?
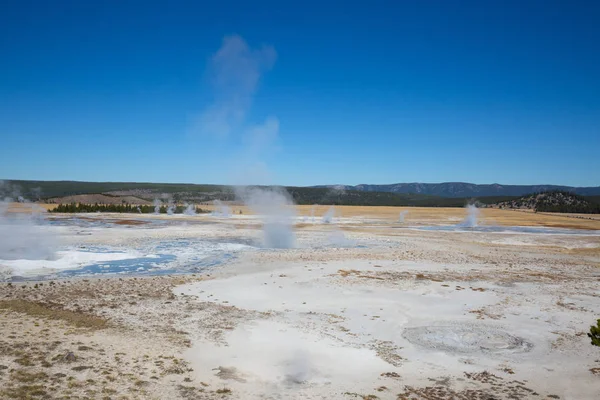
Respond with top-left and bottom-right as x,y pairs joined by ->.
153,199 -> 161,214
459,204 -> 480,228
398,210 -> 408,223
194,35 -> 276,138
237,186 -> 296,249
0,181 -> 57,262
184,203 -> 196,215
322,206 -> 335,224
212,200 -> 231,217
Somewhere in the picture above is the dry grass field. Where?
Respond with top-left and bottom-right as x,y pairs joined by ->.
296,205 -> 600,229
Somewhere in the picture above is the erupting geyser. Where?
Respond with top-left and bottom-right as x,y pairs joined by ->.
153,199 -> 162,214
212,200 -> 231,217
183,204 -> 196,215
238,187 -> 296,248
310,204 -> 317,223
398,210 -> 408,223
0,183 -> 58,262
166,200 -> 175,215
322,206 -> 335,224
460,204 -> 480,228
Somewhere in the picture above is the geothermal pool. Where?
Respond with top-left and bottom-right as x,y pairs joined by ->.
1,209 -> 600,281
0,210 -> 377,280
0,214 -> 258,280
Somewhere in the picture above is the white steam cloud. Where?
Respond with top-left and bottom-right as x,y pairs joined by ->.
212,200 -> 231,218
310,204 -> 318,223
237,186 -> 296,249
194,35 -> 276,139
327,230 -> 355,247
459,204 -> 480,228
398,210 -> 408,223
322,206 -> 335,224
166,201 -> 175,215
0,181 -> 58,263
183,203 -> 196,216
197,35 -> 295,248
153,198 -> 162,214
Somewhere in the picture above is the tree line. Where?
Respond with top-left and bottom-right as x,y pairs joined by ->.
49,203 -> 209,214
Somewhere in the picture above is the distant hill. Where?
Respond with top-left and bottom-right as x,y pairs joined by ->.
491,191 -> 600,214
2,179 -> 599,210
0,179 -> 467,207
0,180 -> 231,201
315,182 -> 600,197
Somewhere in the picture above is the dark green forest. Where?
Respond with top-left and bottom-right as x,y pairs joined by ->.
49,203 -> 210,214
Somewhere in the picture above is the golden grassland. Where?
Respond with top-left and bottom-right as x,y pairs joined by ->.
293,205 -> 600,230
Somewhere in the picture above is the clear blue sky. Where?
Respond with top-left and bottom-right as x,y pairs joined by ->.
1,0 -> 598,186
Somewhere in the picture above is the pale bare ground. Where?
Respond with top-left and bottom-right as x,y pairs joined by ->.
0,276 -> 229,400
1,209 -> 599,399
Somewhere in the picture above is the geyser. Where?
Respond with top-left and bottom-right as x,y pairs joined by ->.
310,204 -> 317,223
166,199 -> 175,215
0,184 -> 58,262
398,210 -> 408,223
327,230 -> 355,247
237,187 -> 296,248
322,206 -> 335,224
183,204 -> 196,215
212,200 -> 231,218
153,199 -> 162,214
283,349 -> 311,384
460,204 -> 480,228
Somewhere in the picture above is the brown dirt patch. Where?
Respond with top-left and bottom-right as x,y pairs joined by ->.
111,219 -> 150,226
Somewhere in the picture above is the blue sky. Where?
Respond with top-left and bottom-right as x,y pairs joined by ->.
0,0 -> 598,186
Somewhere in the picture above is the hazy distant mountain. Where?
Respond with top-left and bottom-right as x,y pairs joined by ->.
314,182 -> 600,198
4,179 -> 600,204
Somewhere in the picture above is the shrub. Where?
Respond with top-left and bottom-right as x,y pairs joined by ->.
589,319 -> 600,346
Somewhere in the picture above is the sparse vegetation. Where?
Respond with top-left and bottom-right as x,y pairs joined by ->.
589,319 -> 600,346
491,190 -> 600,214
0,300 -> 108,329
72,365 -> 93,372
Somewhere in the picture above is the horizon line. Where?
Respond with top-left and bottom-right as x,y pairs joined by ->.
2,178 -> 599,188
